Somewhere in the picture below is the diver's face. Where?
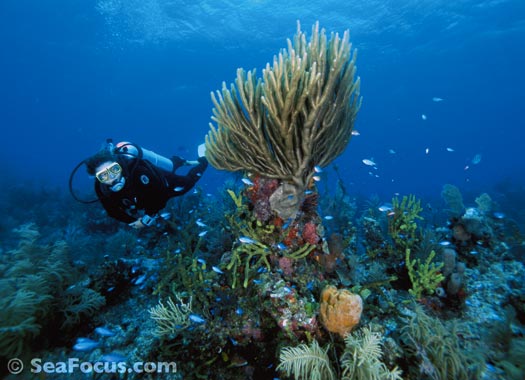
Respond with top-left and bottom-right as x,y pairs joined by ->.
95,161 -> 122,185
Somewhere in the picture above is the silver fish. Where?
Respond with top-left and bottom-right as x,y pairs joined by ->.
242,178 -> 254,186
239,236 -> 257,244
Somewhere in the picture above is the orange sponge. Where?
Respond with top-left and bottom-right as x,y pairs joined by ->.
319,285 -> 363,338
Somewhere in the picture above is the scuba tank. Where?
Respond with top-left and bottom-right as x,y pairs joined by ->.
114,141 -> 174,172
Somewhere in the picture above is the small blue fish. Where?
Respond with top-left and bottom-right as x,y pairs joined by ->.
378,203 -> 393,212
160,212 -> 171,220
239,236 -> 257,244
133,274 -> 147,286
189,314 -> 206,324
101,352 -> 127,363
212,266 -> 223,274
196,220 -> 207,227
174,186 -> 185,192
439,241 -> 452,246
235,307 -> 244,316
242,178 -> 254,186
493,212 -> 505,219
197,258 -> 206,265
95,327 -> 116,337
252,279 -> 263,285
314,165 -> 323,173
324,215 -> 334,220
276,243 -> 287,250
312,175 -> 321,182
304,190 -> 313,195
282,218 -> 292,229
198,231 -> 208,237
73,338 -> 100,352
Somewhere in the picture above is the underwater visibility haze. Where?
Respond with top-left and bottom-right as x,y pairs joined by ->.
1,0 -> 524,379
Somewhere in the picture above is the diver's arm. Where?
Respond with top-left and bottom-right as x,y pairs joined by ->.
180,156 -> 208,188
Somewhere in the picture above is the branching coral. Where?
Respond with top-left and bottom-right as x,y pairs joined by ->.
441,184 -> 465,217
341,326 -> 403,380
205,21 -> 361,219
401,305 -> 483,380
0,223 -> 75,357
405,249 -> 445,299
149,293 -> 192,337
277,339 -> 336,380
388,195 -> 423,254
224,188 -> 315,288
277,327 -> 402,380
61,288 -> 106,328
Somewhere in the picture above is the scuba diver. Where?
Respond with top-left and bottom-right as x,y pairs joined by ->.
70,140 -> 208,229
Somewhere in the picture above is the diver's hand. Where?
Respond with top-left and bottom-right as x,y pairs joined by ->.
129,219 -> 146,229
129,215 -> 157,229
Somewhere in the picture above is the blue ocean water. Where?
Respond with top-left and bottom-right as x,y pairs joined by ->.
1,0 -> 524,203
2,2 -> 525,378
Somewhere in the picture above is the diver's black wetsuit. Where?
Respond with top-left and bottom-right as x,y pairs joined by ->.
95,156 -> 207,224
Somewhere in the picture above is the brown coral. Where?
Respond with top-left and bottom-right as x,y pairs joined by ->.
319,285 -> 363,338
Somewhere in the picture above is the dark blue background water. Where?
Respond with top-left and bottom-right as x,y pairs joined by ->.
1,0 -> 524,205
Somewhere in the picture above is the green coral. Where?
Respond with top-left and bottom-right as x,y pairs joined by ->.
225,189 -> 314,288
405,249 -> 445,300
475,192 -> 493,213
0,224 -> 76,357
388,195 -> 423,254
61,288 -> 106,328
149,293 -> 193,337
401,305 -> 483,380
441,184 -> 465,217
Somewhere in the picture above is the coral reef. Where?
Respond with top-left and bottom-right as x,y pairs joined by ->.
405,249 -> 445,300
388,194 -> 423,255
277,326 -> 402,380
400,305 -> 483,380
205,21 -> 361,218
441,184 -> 465,217
149,293 -> 192,336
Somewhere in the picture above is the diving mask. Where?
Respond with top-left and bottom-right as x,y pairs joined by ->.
96,162 -> 122,183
